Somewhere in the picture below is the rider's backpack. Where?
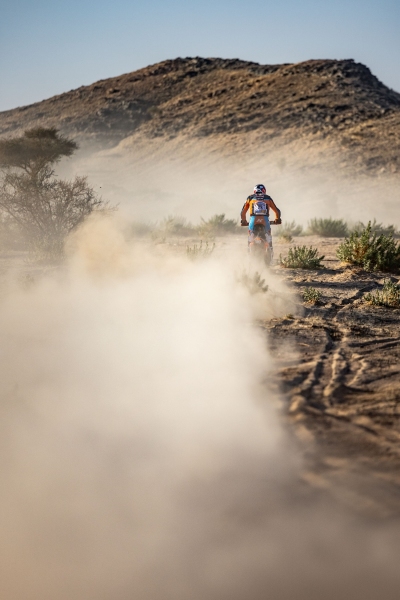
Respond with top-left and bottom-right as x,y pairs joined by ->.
252,200 -> 267,216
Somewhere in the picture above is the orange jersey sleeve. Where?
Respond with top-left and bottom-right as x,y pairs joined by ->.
267,199 -> 281,220
240,197 -> 251,222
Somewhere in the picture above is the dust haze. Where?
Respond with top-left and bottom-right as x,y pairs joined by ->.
60,134 -> 400,229
1,213 -> 400,600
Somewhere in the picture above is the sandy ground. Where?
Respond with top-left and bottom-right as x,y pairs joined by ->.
268,236 -> 400,518
1,233 -> 399,521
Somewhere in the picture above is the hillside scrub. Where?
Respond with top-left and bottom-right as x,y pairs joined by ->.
280,246 -> 325,269
0,128 -> 106,259
337,222 -> 400,272
308,218 -> 348,237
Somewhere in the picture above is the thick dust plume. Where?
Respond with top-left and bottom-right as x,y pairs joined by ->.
0,217 -> 400,600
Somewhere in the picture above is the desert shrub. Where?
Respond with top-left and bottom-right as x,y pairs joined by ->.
351,219 -> 399,238
308,217 -> 348,237
277,220 -> 303,242
363,280 -> 400,307
197,214 -> 237,237
280,246 -> 325,269
302,287 -> 322,304
186,241 -> 215,260
158,215 -> 195,237
0,128 -> 106,260
236,270 -> 268,294
337,222 -> 400,272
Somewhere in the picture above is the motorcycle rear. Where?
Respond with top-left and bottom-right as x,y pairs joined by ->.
247,216 -> 276,267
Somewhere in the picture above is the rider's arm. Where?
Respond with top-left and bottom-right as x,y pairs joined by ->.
267,199 -> 281,222
240,198 -> 250,224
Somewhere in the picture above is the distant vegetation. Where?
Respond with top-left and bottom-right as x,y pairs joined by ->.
158,215 -> 195,237
351,219 -> 399,238
280,246 -> 325,269
308,218 -> 348,237
130,213 -> 239,240
0,127 -> 107,259
197,214 -> 238,237
337,222 -> 400,272
364,280 -> 400,308
304,217 -> 399,239
277,220 -> 303,242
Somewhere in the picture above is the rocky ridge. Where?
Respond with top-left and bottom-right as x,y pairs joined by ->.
1,57 -> 400,176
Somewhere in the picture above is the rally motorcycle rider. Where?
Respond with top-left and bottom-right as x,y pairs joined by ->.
241,184 -> 282,258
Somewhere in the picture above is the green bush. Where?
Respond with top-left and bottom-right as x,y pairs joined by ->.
186,241 -> 215,260
197,214 -> 237,237
337,222 -> 400,272
302,287 -> 322,304
363,280 -> 400,307
280,246 -> 325,269
308,217 -> 348,237
236,270 -> 268,294
277,220 -> 303,242
351,219 -> 399,238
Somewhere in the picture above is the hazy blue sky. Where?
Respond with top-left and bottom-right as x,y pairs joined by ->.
1,0 -> 399,111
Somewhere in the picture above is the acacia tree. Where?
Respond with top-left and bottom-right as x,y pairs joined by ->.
0,128 -> 105,258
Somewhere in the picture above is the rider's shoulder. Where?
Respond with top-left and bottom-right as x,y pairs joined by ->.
264,194 -> 273,201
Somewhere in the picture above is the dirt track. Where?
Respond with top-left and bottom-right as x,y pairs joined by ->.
266,236 -> 400,518
1,234 -> 399,519
152,231 -> 400,519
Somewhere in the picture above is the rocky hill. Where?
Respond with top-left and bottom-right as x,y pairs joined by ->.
1,57 -> 400,176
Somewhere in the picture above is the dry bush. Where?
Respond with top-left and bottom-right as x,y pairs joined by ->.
0,128 -> 107,260
186,241 -> 215,260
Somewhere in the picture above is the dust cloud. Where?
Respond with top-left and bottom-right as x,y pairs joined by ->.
1,216 -> 400,600
62,134 -> 400,229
